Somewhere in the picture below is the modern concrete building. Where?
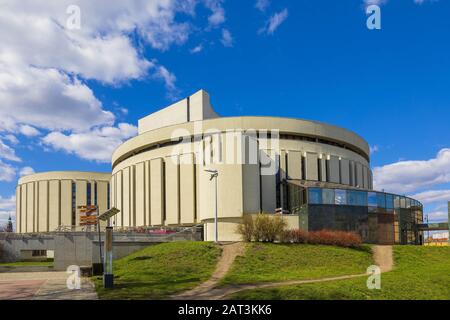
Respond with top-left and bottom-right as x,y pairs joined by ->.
15,89 -> 424,244
16,172 -> 111,233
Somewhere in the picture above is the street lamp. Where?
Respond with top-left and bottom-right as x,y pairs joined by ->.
205,169 -> 219,243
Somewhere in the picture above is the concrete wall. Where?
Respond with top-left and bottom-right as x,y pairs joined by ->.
1,232 -> 202,270
16,172 -> 111,233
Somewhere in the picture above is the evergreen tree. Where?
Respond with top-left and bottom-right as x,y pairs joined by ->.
6,215 -> 13,233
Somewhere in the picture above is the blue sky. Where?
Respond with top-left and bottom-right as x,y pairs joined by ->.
1,0 -> 449,226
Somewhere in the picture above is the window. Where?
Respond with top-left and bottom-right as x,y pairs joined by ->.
348,190 -> 367,206
32,250 -> 46,257
368,192 -> 377,207
94,182 -> 98,206
335,189 -> 347,205
394,196 -> 401,209
308,188 -> 322,204
322,189 -> 335,204
87,182 -> 92,206
377,193 -> 386,208
386,194 -> 394,210
107,183 -> 110,209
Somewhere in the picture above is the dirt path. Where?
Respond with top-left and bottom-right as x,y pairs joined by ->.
372,245 -> 394,273
172,242 -> 246,300
172,244 -> 394,300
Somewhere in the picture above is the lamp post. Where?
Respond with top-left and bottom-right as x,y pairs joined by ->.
205,169 -> 219,243
98,208 -> 120,289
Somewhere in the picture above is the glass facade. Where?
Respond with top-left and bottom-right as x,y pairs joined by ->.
285,183 -> 423,245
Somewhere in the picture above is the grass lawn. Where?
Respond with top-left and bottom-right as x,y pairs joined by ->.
93,241 -> 221,300
221,243 -> 373,285
0,259 -> 53,267
230,246 -> 450,300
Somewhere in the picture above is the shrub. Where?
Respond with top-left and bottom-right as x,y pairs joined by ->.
307,230 -> 362,248
237,215 -> 254,242
284,229 -> 309,244
238,214 -> 287,243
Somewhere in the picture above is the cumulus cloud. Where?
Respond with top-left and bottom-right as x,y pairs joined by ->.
0,195 -> 15,226
410,189 -> 450,205
0,140 -> 21,162
373,148 -> 450,194
255,0 -> 270,12
0,161 -> 16,182
0,0 -> 232,168
259,8 -> 289,35
19,166 -> 35,177
42,123 -> 138,163
221,29 -> 234,47
204,0 -> 226,27
19,125 -> 40,137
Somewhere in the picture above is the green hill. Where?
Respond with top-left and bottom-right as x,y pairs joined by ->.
230,246 -> 450,300
221,243 -> 374,285
93,242 -> 221,300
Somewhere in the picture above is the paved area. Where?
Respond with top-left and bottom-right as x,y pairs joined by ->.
0,271 -> 98,300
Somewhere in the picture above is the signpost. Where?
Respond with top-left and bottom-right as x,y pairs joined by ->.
98,208 -> 120,289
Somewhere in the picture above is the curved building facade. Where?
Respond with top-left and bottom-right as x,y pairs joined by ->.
16,172 -> 111,233
109,90 -> 377,242
15,90 -> 423,244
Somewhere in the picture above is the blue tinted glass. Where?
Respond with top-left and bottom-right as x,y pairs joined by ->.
368,192 -> 377,207
322,189 -> 335,204
377,193 -> 386,208
386,194 -> 394,209
335,189 -> 347,205
394,196 -> 401,208
400,197 -> 406,208
308,188 -> 322,204
356,191 -> 368,206
348,191 -> 358,205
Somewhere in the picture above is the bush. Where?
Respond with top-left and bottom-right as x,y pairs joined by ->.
237,214 -> 287,243
237,215 -> 254,242
281,229 -> 309,244
307,230 -> 362,248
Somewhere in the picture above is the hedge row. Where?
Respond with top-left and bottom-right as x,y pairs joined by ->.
237,215 -> 362,248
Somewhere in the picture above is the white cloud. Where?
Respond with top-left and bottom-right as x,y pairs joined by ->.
255,0 -> 270,12
204,0 -> 226,27
426,210 -> 448,221
190,44 -> 204,54
0,195 -> 15,227
221,29 -> 234,47
2,134 -> 19,145
370,145 -> 379,154
0,140 -> 21,162
42,123 -> 138,163
364,0 -> 387,5
153,65 -> 177,92
410,189 -> 450,205
364,0 -> 436,5
19,125 -> 40,137
259,8 -> 289,35
373,148 -> 450,194
19,166 -> 35,177
0,161 -> 16,182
